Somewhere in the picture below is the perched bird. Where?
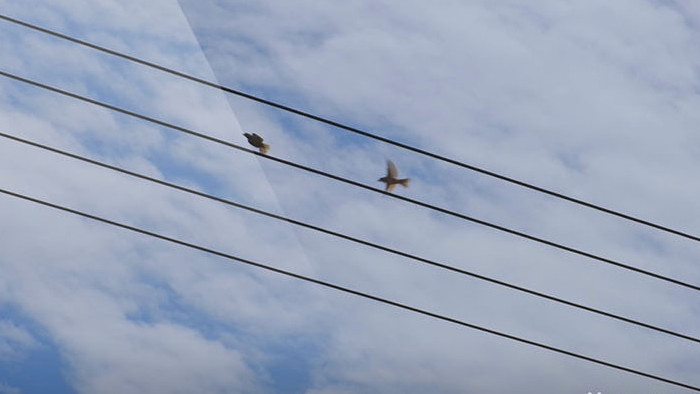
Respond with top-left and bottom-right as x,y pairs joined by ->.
243,132 -> 270,154
378,160 -> 410,192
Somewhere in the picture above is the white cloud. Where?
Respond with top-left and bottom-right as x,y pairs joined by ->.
0,0 -> 311,392
0,0 -> 698,393
0,321 -> 38,361
178,0 -> 700,392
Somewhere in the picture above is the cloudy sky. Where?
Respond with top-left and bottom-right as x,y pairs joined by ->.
0,0 -> 699,393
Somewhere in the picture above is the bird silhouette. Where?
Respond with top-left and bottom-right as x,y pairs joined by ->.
378,160 -> 409,192
243,133 -> 269,154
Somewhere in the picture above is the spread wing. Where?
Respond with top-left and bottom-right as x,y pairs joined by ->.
386,160 -> 398,178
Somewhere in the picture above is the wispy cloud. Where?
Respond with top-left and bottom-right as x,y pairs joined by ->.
0,0 -> 698,393
0,321 -> 38,361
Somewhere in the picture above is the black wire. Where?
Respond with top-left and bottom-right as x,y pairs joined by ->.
3,130 -> 697,344
1,13 -> 697,244
0,187 -> 697,392
2,13 -> 697,391
1,69 -> 697,293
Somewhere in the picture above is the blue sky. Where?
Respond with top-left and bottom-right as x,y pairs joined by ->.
0,0 -> 699,393
0,304 -> 75,394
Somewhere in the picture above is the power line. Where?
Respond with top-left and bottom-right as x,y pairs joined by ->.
1,13 -> 697,245
0,187 -> 697,392
1,69 -> 697,293
3,130 -> 697,345
3,13 -> 698,392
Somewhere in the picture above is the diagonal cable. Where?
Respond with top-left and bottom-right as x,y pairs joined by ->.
1,129 -> 697,344
0,13 -> 697,244
0,69 -> 697,292
0,187 -> 698,392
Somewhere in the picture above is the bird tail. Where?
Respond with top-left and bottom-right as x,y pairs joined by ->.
259,143 -> 270,154
398,178 -> 410,188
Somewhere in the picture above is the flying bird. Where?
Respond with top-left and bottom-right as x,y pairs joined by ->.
378,160 -> 410,192
243,132 -> 270,154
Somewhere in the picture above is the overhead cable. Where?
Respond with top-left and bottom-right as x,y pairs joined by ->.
0,69 -> 696,293
1,13 -> 697,244
0,187 -> 698,392
2,130 -> 697,344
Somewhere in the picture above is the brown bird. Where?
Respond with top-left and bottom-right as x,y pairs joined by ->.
243,132 -> 270,154
378,160 -> 409,192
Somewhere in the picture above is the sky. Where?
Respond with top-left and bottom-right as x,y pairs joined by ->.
0,0 -> 699,393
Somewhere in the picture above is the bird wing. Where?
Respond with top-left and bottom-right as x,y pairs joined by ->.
387,160 -> 398,178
